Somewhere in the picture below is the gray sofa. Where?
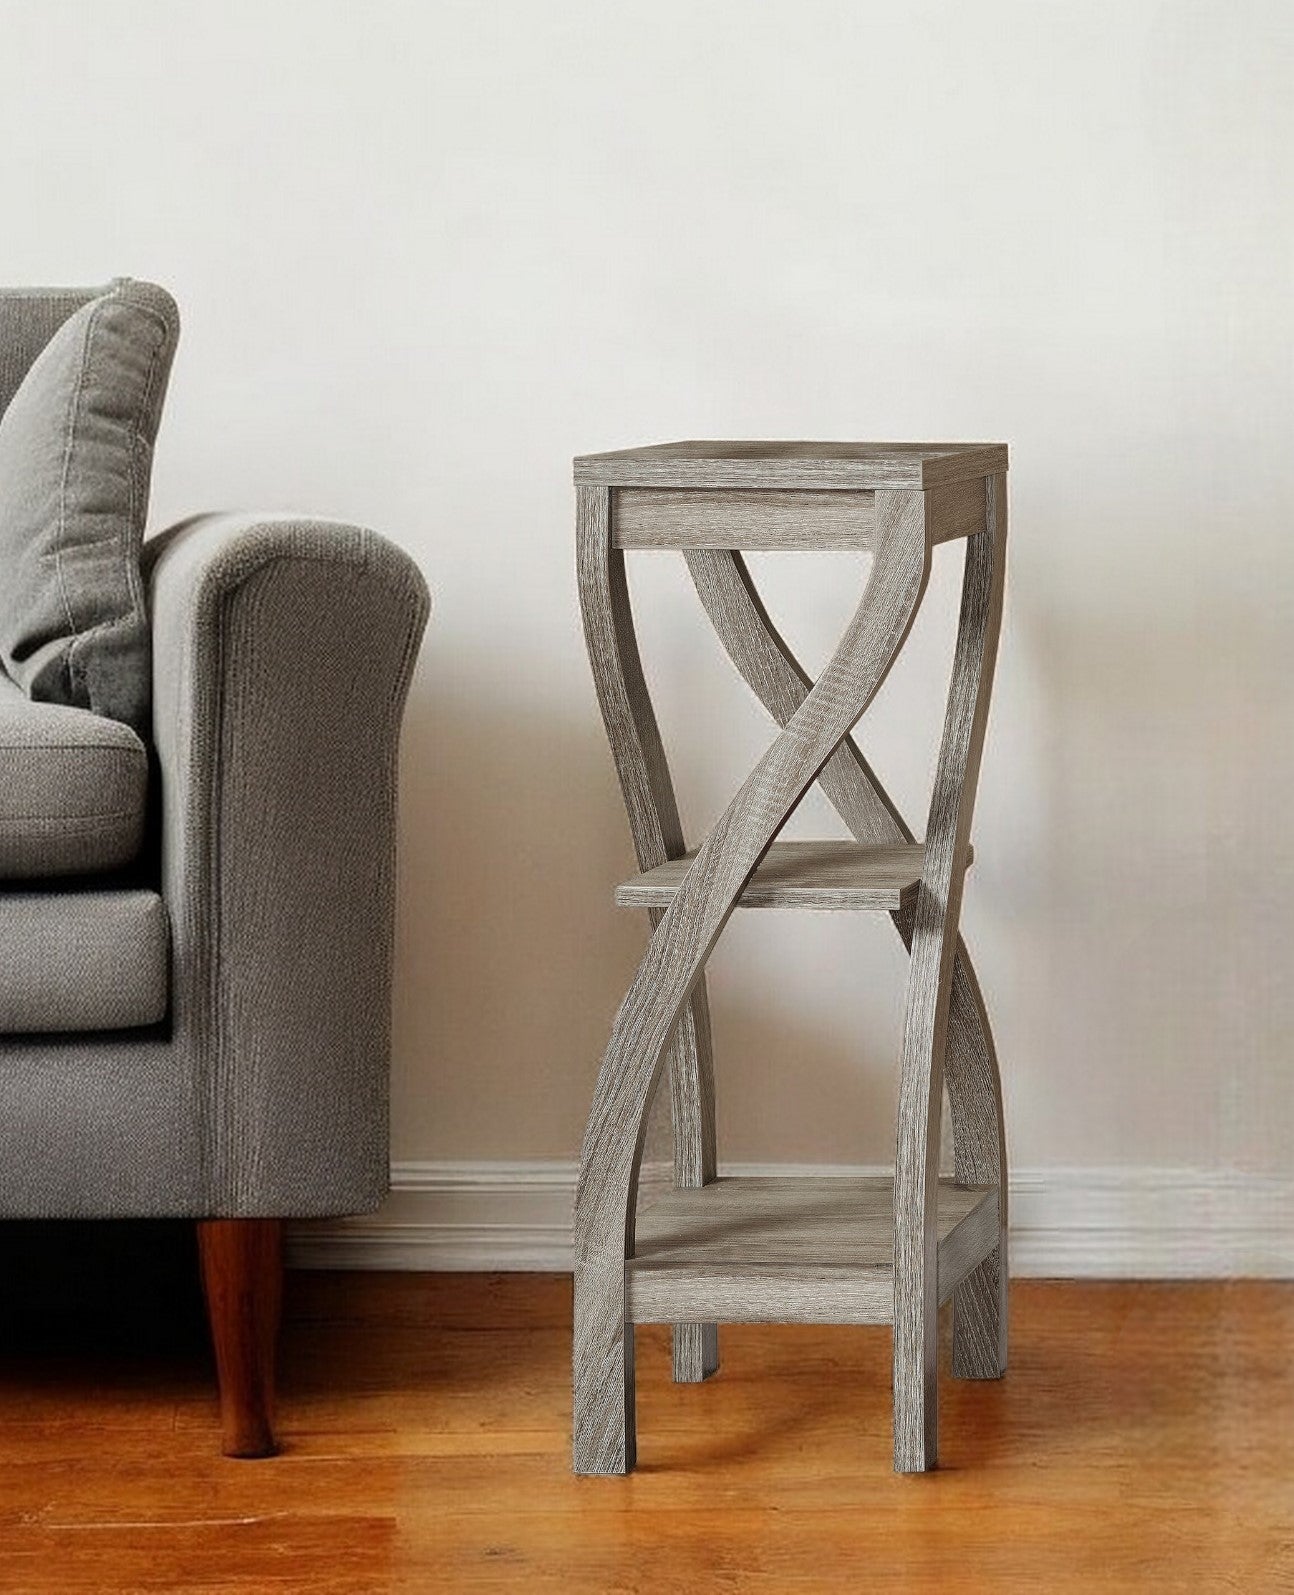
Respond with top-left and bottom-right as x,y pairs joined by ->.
0,289 -> 429,1454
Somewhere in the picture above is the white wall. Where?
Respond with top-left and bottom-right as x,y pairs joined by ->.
4,2 -> 1293,1255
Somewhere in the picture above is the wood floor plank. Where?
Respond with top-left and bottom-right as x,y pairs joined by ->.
0,1273 -> 1289,1593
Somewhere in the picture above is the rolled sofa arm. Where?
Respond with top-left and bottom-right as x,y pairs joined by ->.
146,515 -> 429,1216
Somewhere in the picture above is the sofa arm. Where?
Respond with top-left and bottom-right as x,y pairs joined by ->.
146,515 -> 429,1216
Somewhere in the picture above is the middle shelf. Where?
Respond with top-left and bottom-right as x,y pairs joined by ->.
615,840 -> 971,913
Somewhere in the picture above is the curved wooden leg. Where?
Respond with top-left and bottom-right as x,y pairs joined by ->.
894,484 -> 1006,1473
573,1253 -> 638,1474
197,1218 -> 282,1459
945,947 -> 1008,1380
893,921 -> 1008,1380
574,496 -> 930,1474
685,531 -> 1010,1401
577,488 -> 721,1398
893,932 -> 953,1474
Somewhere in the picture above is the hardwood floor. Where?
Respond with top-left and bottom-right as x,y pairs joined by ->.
0,1260 -> 1290,1592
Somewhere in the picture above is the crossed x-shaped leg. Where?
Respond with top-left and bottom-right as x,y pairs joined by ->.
574,477 -> 1008,1474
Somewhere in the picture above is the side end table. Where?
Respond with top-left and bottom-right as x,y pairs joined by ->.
572,441 -> 1009,1475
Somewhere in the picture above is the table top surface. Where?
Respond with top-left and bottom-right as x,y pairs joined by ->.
574,439 -> 1008,491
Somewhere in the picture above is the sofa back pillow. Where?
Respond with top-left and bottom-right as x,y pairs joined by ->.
0,278 -> 178,734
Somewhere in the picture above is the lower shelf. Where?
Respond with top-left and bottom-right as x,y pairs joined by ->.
627,1177 -> 999,1327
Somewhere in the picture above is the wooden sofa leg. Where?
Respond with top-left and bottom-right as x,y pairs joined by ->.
197,1218 -> 283,1458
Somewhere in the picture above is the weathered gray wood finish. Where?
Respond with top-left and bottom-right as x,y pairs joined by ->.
615,489 -> 875,550
683,544 -> 1009,1395
574,439 -> 1008,491
617,840 -> 969,912
573,443 -> 1008,1476
628,1178 -> 997,1326
613,481 -> 986,550
892,474 -> 1007,1471
575,487 -> 719,1387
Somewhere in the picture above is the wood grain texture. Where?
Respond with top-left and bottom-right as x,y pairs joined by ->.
573,493 -> 931,1473
614,488 -> 875,550
575,486 -> 719,1388
684,543 -> 1009,1385
628,1178 -> 996,1325
196,1219 -> 282,1459
926,475 -> 990,544
684,545 -> 909,843
574,439 -> 1009,491
615,840 -> 965,911
942,941 -> 1010,1384
893,475 -> 1006,1472
2,1273 -> 1288,1595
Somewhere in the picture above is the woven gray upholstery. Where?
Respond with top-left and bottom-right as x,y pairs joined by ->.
0,280 -> 178,733
0,671 -> 148,878
0,285 -> 100,419
149,513 -> 429,1215
0,512 -> 428,1218
0,890 -> 168,1032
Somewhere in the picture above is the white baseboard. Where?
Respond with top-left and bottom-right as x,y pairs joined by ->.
285,1161 -> 1294,1279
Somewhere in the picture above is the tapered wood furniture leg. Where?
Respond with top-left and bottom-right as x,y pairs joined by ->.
197,1218 -> 283,1459
577,485 -> 720,1390
893,477 -> 1006,1471
573,441 -> 1009,1476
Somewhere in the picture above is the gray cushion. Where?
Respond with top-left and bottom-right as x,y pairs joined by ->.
0,888 -> 168,1032
0,670 -> 148,878
0,286 -> 100,419
0,279 -> 178,734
